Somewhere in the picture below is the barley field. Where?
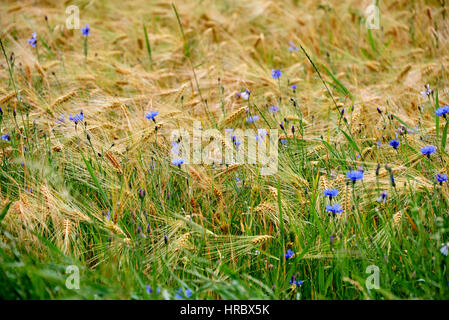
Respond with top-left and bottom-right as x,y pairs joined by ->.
1,0 -> 449,300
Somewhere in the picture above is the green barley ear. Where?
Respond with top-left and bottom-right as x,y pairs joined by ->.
143,24 -> 153,68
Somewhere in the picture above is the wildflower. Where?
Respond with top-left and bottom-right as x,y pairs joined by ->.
377,191 -> 388,203
138,188 -> 146,199
234,139 -> 242,148
81,24 -> 90,36
172,158 -> 185,167
435,105 -> 449,117
269,105 -> 279,113
164,235 -> 168,244
1,134 -> 10,142
346,170 -> 364,182
279,122 -> 285,131
389,139 -> 400,150
146,285 -> 160,294
289,275 -> 304,287
246,115 -> 259,123
271,69 -> 282,79
281,139 -> 287,145
56,114 -> 65,124
284,249 -> 295,260
258,128 -> 268,139
326,203 -> 343,215
436,173 -> 448,185
69,111 -> 84,124
291,84 -> 297,91
420,84 -> 433,98
171,141 -> 181,156
175,288 -> 192,299
240,89 -> 250,100
420,145 -> 436,157
330,235 -> 335,245
146,110 -> 159,122
441,243 -> 449,256
291,125 -> 295,135
323,188 -> 339,200
288,41 -> 299,52
28,32 -> 37,47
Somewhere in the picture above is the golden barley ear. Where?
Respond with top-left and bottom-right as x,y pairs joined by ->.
0,92 -> 16,104
343,184 -> 351,217
319,175 -> 329,191
50,90 -> 78,109
220,106 -> 247,126
105,151 -> 123,173
251,235 -> 272,244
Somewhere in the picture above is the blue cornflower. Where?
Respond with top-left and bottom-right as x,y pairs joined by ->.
279,122 -> 285,131
175,288 -> 192,299
271,69 -> 282,79
81,24 -> 90,36
145,285 -> 160,294
56,113 -> 65,124
171,141 -> 180,155
326,203 -> 343,214
436,173 -> 448,184
291,84 -> 297,91
1,134 -> 10,142
323,188 -> 339,199
28,32 -> 37,47
289,275 -> 304,287
441,243 -> 449,256
234,139 -> 242,148
172,158 -> 185,167
377,191 -> 388,203
281,139 -> 287,145
69,111 -> 84,124
421,145 -> 436,157
246,115 -> 259,123
285,249 -> 295,260
346,170 -> 364,182
435,105 -> 449,117
420,84 -> 433,98
146,110 -> 159,122
389,139 -> 400,149
240,89 -> 250,100
288,41 -> 299,52
269,105 -> 279,113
